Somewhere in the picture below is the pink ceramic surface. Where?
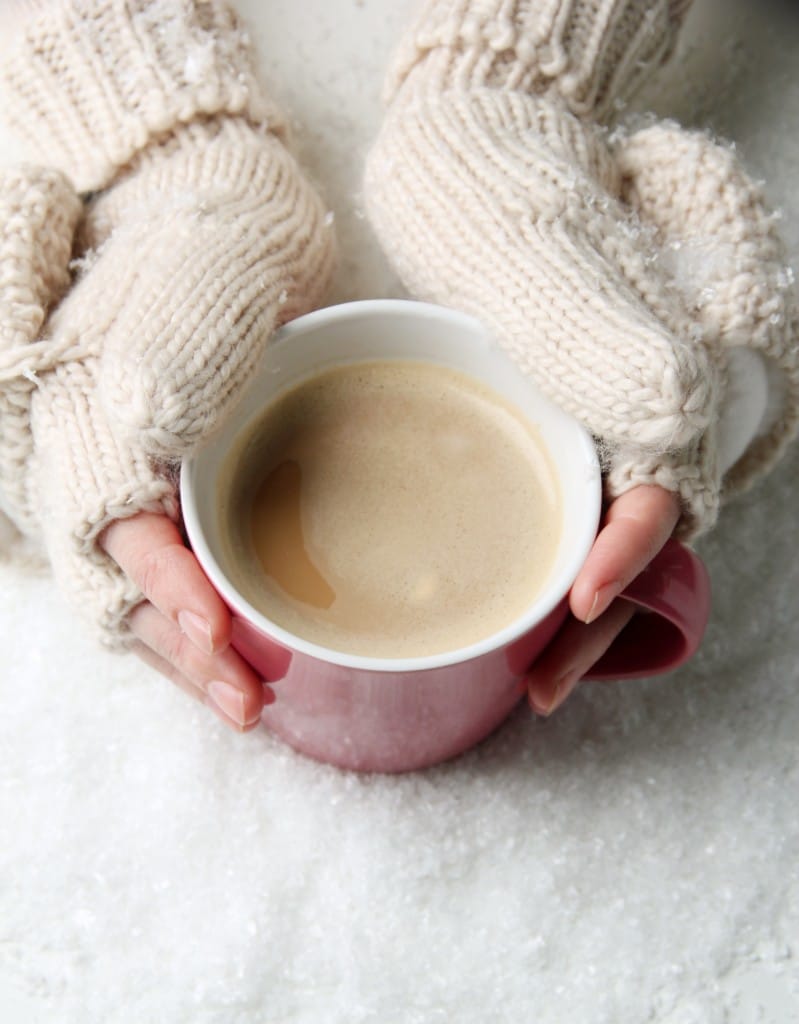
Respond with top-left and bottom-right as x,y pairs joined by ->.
584,538 -> 711,681
229,599 -> 568,773
181,301 -> 711,773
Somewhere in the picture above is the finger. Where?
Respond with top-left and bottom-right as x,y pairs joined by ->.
101,511 -> 231,655
128,601 -> 271,729
129,639 -> 266,733
527,600 -> 637,717
570,485 -> 681,624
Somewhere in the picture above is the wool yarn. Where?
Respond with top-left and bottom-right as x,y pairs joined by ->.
0,166 -> 83,534
614,122 -> 799,499
0,1 -> 335,643
1,0 -> 286,193
364,0 -> 799,537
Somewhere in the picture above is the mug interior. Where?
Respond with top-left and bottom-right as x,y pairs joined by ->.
181,300 -> 602,671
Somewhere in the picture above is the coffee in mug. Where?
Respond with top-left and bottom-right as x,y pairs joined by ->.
218,360 -> 563,658
182,301 -> 710,773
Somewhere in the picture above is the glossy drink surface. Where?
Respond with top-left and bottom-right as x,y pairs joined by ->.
222,360 -> 562,658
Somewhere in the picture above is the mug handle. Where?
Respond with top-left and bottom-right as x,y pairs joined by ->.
581,539 -> 711,681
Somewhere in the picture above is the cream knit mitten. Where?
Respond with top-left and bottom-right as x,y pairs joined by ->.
0,1 -> 335,643
613,123 -> 799,498
365,0 -> 799,538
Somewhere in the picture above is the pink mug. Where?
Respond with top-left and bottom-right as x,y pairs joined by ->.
181,300 -> 710,773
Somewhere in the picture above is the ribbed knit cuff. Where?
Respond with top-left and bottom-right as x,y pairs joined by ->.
385,0 -> 691,120
53,544 -> 147,649
0,166 -> 82,534
31,362 -> 179,646
0,0 -> 284,192
605,434 -> 720,541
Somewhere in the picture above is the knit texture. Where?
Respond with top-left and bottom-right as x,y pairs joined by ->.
0,0 -> 285,193
90,117 -> 335,456
385,0 -> 691,122
614,122 -> 799,498
0,2 -> 335,644
365,0 -> 799,538
0,165 -> 176,637
0,167 -> 82,533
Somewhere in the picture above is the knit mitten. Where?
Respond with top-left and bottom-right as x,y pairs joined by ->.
612,122 -> 799,500
0,1 -> 335,643
0,167 -> 80,535
364,0 -> 798,538
0,164 -> 176,633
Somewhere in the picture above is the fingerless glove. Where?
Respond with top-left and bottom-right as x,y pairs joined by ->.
365,0 -> 798,537
0,0 -> 335,642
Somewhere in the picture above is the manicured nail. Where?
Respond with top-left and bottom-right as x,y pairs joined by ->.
207,680 -> 251,727
528,670 -> 580,717
178,610 -> 214,653
585,581 -> 623,624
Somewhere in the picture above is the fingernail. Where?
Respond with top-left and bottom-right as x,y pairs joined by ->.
528,670 -> 580,717
207,680 -> 252,727
585,581 -> 623,624
178,610 -> 214,653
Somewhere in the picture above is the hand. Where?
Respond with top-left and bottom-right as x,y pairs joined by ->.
366,2 -> 798,547
526,485 -> 680,717
0,4 -> 323,739
0,5 -> 334,674
101,513 -> 272,733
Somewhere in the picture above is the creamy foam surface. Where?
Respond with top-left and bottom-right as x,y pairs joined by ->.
222,361 -> 562,658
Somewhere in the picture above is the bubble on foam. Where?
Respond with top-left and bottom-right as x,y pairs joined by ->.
410,571 -> 439,604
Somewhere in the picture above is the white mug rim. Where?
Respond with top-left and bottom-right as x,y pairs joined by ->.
181,299 -> 602,672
